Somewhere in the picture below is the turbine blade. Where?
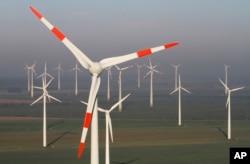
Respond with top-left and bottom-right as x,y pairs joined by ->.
170,88 -> 178,95
107,114 -> 114,142
226,94 -> 230,108
99,42 -> 179,69
143,71 -> 151,79
114,65 -> 120,70
33,86 -> 43,90
30,95 -> 44,106
80,101 -> 88,106
121,65 -> 133,70
78,76 -> 100,158
29,6 -> 93,70
219,78 -> 229,91
231,87 -> 244,92
46,78 -> 53,88
36,73 -> 44,79
152,65 -> 158,69
80,100 -> 106,113
47,95 -> 61,103
97,107 -> 106,113
153,69 -> 160,74
109,94 -> 131,112
181,87 -> 191,94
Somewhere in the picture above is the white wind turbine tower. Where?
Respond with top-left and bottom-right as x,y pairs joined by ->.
81,94 -> 130,164
170,75 -> 191,126
219,79 -> 244,140
224,64 -> 230,95
24,61 -> 37,98
105,66 -> 112,101
54,62 -> 63,90
69,62 -> 82,96
144,58 -> 162,108
135,63 -> 144,88
30,6 -> 179,161
115,65 -> 132,111
171,64 -> 181,90
31,76 -> 61,147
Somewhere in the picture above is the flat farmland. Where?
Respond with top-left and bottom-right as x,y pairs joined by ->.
0,87 -> 250,163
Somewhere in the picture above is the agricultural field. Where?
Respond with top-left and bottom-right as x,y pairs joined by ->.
0,86 -> 250,164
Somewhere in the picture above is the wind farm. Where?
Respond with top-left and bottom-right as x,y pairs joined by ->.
1,1 -> 250,164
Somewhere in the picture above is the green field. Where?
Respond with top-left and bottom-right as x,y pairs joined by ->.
0,87 -> 250,163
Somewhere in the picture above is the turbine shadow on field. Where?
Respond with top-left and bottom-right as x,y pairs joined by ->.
47,130 -> 73,147
218,127 -> 228,139
47,120 -> 64,129
111,158 -> 140,164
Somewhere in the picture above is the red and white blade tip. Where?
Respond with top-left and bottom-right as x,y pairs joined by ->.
77,112 -> 92,158
137,42 -> 179,58
78,143 -> 84,159
29,6 -> 66,41
30,6 -> 42,19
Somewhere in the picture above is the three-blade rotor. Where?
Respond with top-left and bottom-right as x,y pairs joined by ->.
29,6 -> 179,158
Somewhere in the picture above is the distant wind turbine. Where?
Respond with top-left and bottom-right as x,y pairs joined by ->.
170,74 -> 191,126
37,62 -> 54,85
171,64 -> 181,90
31,76 -> 61,147
115,65 -> 132,111
24,61 -> 37,98
54,62 -> 63,90
81,94 -> 130,164
224,64 -> 230,95
219,79 -> 244,140
69,62 -> 82,96
105,66 -> 113,101
135,63 -> 144,88
144,58 -> 162,108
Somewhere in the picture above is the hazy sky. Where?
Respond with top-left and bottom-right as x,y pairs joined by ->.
1,0 -> 250,85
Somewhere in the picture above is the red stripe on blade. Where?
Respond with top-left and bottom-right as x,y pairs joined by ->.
164,42 -> 179,49
51,27 -> 65,41
78,142 -> 84,159
30,6 -> 43,19
83,113 -> 92,128
137,49 -> 152,58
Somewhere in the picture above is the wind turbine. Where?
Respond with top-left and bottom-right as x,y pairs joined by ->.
30,6 -> 179,160
170,74 -> 191,126
105,66 -> 113,101
219,79 -> 244,140
69,61 -> 82,96
115,65 -> 132,111
143,58 -> 162,108
224,64 -> 230,95
171,64 -> 181,90
54,62 -> 63,90
24,61 -> 37,97
30,76 -> 61,147
37,62 -> 54,85
81,94 -> 130,164
135,63 -> 144,88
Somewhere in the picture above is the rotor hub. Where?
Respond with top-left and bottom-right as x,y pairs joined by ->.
89,62 -> 103,75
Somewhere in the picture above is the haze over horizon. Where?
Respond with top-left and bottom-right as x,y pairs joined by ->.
1,1 -> 250,86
